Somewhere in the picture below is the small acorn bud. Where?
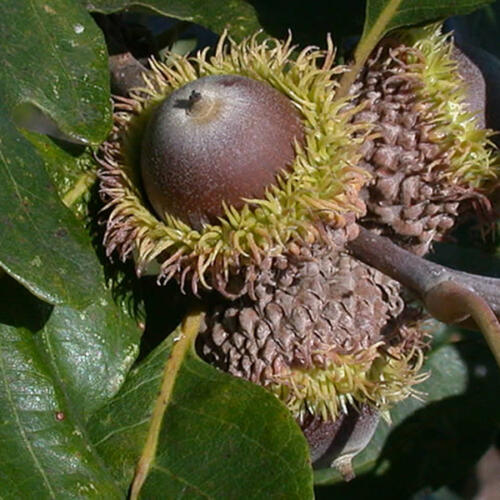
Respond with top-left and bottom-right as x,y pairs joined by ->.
140,75 -> 304,229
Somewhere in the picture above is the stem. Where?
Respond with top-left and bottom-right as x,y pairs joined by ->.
61,171 -> 96,208
130,308 -> 203,500
335,0 -> 403,100
93,14 -> 148,97
109,52 -> 148,96
425,282 -> 500,367
348,227 -> 500,317
348,227 -> 500,366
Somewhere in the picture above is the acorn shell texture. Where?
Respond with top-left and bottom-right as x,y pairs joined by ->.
140,74 -> 304,229
351,25 -> 499,255
98,33 -> 370,296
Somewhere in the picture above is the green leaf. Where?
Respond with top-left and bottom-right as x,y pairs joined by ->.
362,0 -> 493,42
0,114 -> 103,308
88,324 -> 314,499
336,0 -> 493,97
0,0 -> 112,307
1,0 -> 111,144
0,272 -> 142,420
314,343 -> 468,485
84,0 -> 262,40
0,321 -> 123,499
314,337 -> 500,497
24,131 -> 98,218
36,289 -> 142,419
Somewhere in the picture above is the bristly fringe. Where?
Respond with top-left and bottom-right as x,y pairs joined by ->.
401,24 -> 499,188
352,23 -> 499,255
271,336 -> 428,423
98,32 -> 371,296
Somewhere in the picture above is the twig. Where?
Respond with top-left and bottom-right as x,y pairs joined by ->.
109,52 -> 148,97
425,281 -> 500,367
130,308 -> 203,500
348,227 -> 500,365
348,227 -> 500,318
93,14 -> 149,97
335,0 -> 403,100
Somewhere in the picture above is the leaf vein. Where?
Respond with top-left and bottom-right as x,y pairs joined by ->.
0,349 -> 56,498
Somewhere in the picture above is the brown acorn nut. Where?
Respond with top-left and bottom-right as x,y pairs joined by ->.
140,74 -> 305,229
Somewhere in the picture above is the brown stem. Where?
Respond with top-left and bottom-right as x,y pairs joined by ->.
348,227 -> 500,318
93,14 -> 149,97
348,227 -> 500,365
109,52 -> 148,97
425,281 -> 500,367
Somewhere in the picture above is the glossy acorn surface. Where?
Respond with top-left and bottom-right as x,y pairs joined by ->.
140,74 -> 304,229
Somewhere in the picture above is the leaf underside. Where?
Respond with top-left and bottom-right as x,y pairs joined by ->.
336,0 -> 493,97
84,0 -> 262,40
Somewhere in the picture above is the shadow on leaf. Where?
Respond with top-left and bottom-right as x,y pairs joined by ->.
315,339 -> 500,499
0,273 -> 53,332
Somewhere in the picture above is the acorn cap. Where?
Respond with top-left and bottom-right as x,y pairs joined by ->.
141,75 -> 304,229
351,25 -> 499,255
98,33 -> 370,296
197,230 -> 427,424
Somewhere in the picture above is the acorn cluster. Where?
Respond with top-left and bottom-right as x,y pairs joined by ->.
98,25 -> 499,471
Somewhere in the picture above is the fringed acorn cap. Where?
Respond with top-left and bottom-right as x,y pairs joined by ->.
351,25 -> 499,255
98,32 -> 370,297
197,229 -> 428,424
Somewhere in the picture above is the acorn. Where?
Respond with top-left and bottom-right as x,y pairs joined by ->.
303,404 -> 380,478
140,74 -> 304,229
351,25 -> 499,255
196,228 -> 428,470
98,26 -> 498,297
98,32 -> 369,297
